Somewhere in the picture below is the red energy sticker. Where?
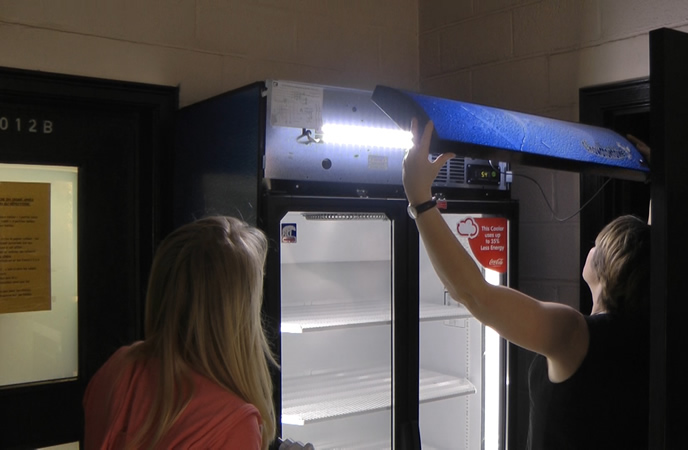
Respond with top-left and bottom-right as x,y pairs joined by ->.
456,217 -> 507,273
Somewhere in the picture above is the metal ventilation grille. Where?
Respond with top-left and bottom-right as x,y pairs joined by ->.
301,213 -> 388,221
433,155 -> 465,185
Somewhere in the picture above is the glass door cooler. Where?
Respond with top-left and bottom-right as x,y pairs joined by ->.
262,197 -> 517,450
172,79 -> 518,449
262,195 -> 413,449
415,200 -> 517,450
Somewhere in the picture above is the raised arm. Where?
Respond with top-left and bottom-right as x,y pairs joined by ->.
403,119 -> 589,381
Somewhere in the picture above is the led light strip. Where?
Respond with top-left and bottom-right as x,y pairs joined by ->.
320,124 -> 413,149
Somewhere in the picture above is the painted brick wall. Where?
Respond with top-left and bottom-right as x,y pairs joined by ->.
0,0 -> 419,107
420,0 -> 688,308
2,0 -> 687,311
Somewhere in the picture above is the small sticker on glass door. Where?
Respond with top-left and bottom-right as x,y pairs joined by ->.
281,223 -> 297,243
0,181 -> 51,314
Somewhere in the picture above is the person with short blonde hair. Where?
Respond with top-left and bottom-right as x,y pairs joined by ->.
404,119 -> 651,449
588,215 -> 651,317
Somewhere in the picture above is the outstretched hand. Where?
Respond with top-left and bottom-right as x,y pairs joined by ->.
402,119 -> 455,205
627,134 -> 651,165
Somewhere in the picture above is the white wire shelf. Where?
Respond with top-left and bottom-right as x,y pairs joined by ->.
305,437 -> 441,450
305,438 -> 391,450
282,366 -> 475,425
281,302 -> 472,333
420,302 -> 473,322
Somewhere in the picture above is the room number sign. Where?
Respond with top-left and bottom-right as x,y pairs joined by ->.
0,115 -> 54,134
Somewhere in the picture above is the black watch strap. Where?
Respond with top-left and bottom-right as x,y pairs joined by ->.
408,197 -> 437,219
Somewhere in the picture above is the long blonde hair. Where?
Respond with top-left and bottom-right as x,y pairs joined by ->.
127,216 -> 277,448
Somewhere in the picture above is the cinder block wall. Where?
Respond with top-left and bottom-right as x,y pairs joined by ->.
2,1 -> 688,448
3,0 -> 688,329
6,0 -> 687,309
420,0 -> 688,308
0,1 -> 418,107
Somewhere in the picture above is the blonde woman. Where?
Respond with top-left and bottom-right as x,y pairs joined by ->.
404,120 -> 651,449
84,216 -> 278,449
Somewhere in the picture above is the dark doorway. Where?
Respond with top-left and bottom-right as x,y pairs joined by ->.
578,78 -> 651,314
0,67 -> 177,448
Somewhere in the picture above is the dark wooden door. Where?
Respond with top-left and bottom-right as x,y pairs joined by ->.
0,67 -> 177,448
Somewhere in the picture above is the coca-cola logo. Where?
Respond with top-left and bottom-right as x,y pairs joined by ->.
489,258 -> 504,267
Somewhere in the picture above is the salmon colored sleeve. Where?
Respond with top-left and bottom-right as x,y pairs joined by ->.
83,346 -> 134,450
204,404 -> 262,449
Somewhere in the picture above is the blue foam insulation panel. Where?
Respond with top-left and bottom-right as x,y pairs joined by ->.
372,86 -> 650,182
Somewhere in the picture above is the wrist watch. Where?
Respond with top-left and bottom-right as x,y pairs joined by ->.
407,197 -> 437,219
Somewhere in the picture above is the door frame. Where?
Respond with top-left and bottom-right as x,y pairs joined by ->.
648,28 -> 688,449
578,78 -> 651,314
580,28 -> 688,448
0,66 -> 177,448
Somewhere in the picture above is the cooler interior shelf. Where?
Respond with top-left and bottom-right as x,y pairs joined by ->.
282,367 -> 475,425
281,302 -> 473,333
310,438 -> 391,450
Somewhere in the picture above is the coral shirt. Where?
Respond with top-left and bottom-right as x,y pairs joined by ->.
83,344 -> 262,449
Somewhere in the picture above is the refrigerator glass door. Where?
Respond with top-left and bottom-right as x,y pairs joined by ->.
418,212 -> 508,450
279,210 -> 394,449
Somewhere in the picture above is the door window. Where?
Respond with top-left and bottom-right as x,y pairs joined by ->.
0,163 -> 78,387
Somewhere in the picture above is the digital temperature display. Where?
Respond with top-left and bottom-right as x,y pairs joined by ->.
466,164 -> 500,185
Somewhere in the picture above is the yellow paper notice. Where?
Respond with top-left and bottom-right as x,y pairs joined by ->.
0,182 -> 51,314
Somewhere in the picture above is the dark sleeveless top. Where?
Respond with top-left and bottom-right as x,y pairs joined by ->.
527,313 -> 649,450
